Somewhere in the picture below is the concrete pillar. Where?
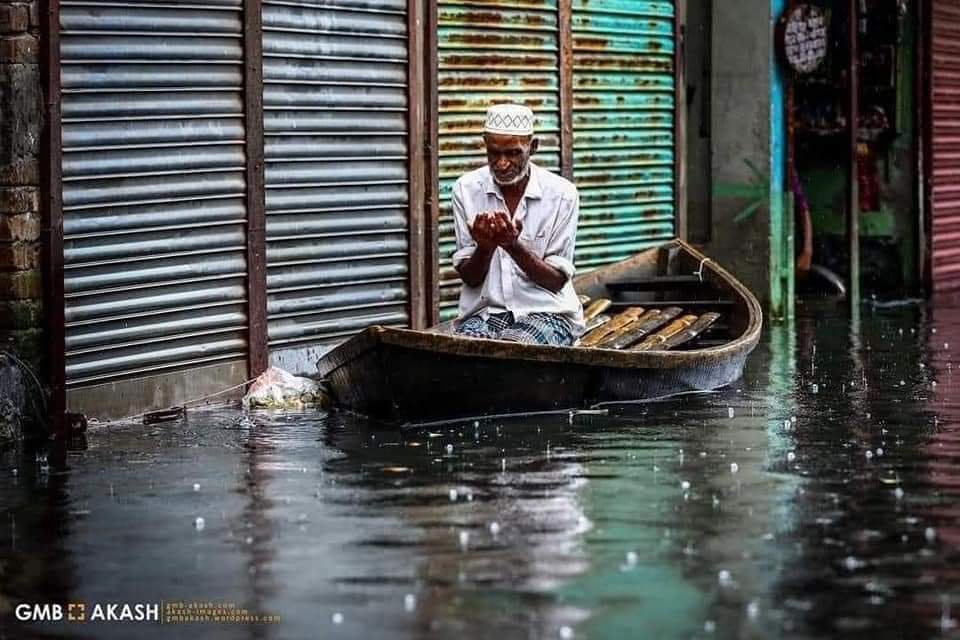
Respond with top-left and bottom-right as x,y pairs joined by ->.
0,0 -> 44,443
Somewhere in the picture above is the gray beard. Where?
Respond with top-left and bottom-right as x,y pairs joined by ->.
492,161 -> 531,186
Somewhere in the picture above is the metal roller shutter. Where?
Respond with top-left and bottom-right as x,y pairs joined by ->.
436,0 -> 562,319
262,0 -> 411,346
931,0 -> 960,291
571,0 -> 675,267
60,0 -> 250,386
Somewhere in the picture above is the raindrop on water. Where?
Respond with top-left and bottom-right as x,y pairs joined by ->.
489,521 -> 500,536
194,517 -> 205,531
926,527 -> 937,543
459,530 -> 470,551
332,612 -> 344,625
559,626 -> 574,640
746,601 -> 760,620
446,444 -> 454,455
718,570 -> 733,588
787,452 -> 796,462
894,487 -> 905,500
449,488 -> 458,502
681,480 -> 691,491
727,407 -> 735,418
704,620 -> 716,633
730,463 -> 739,474
192,483 -> 200,492
404,594 -> 416,613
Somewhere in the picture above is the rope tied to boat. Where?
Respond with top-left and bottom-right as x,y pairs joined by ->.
693,257 -> 712,282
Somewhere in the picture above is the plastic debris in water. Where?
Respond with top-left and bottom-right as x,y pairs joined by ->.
459,530 -> 470,551
332,612 -> 344,625
404,594 -> 416,613
727,407 -> 735,418
559,626 -> 574,640
489,521 -> 500,536
194,517 -> 205,531
449,488 -> 458,502
730,463 -> 739,474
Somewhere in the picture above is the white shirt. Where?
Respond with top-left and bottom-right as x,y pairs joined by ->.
451,162 -> 585,334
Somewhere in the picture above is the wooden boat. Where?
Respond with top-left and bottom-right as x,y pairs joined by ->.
316,240 -> 762,426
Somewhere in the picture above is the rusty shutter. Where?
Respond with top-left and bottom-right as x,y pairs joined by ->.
571,0 -> 676,267
931,0 -> 960,291
436,0 -> 562,319
261,0 -> 412,350
59,1 -> 250,387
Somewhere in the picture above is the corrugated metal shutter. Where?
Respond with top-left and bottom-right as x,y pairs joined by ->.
262,0 -> 411,345
931,0 -> 960,291
59,0 -> 250,386
571,0 -> 675,267
436,0 -> 562,319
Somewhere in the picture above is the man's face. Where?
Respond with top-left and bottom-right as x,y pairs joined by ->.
484,133 -> 539,186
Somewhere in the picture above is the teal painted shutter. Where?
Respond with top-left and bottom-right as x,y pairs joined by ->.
436,0 -> 562,319
571,0 -> 675,267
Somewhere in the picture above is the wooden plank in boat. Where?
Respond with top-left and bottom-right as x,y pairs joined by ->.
583,298 -> 612,321
631,314 -> 699,351
605,275 -> 706,292
608,300 -> 735,310
579,307 -> 644,347
659,312 -> 721,350
604,306 -> 683,350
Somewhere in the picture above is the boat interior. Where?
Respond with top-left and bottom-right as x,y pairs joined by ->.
570,243 -> 745,352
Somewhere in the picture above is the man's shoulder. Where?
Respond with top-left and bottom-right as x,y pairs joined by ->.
455,166 -> 490,191
533,164 -> 578,201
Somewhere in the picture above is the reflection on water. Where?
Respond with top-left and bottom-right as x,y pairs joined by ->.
1,303 -> 960,639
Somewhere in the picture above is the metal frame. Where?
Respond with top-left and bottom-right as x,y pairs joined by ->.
674,0 -> 687,241
558,0 -> 573,181
920,0 -> 932,290
407,0 -> 427,329
424,0 -> 440,325
848,0 -> 860,309
243,0 -> 268,377
40,0 -> 65,438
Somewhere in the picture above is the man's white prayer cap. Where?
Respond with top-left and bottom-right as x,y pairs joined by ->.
483,103 -> 535,136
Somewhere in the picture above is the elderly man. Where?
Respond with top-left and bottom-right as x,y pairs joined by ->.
451,104 -> 584,345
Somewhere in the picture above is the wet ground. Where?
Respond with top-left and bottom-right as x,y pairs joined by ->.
1,301 -> 960,640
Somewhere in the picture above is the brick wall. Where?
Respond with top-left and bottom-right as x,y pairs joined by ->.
0,0 -> 44,441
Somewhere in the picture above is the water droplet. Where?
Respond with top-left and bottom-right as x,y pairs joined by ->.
194,517 -> 205,531
926,527 -> 937,543
459,530 -> 470,550
449,488 -> 458,502
718,570 -> 733,587
727,407 -> 735,418
473,420 -> 479,428
332,612 -> 344,625
625,550 -> 638,566
876,448 -> 884,457
681,480 -> 691,491
559,626 -> 574,640
192,483 -> 200,492
704,620 -> 716,634
787,452 -> 796,462
404,594 -> 416,613
489,521 -> 500,536
746,601 -> 760,620
894,487 -> 904,500
730,462 -> 739,474
446,444 -> 454,455
866,450 -> 874,460
812,383 -> 819,394
10,468 -> 17,477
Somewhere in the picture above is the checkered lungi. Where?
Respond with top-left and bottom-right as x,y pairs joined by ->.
455,312 -> 576,346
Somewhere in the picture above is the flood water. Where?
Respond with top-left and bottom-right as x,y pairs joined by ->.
2,302 -> 960,640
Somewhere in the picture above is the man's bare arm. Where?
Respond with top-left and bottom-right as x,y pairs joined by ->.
455,244 -> 497,288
